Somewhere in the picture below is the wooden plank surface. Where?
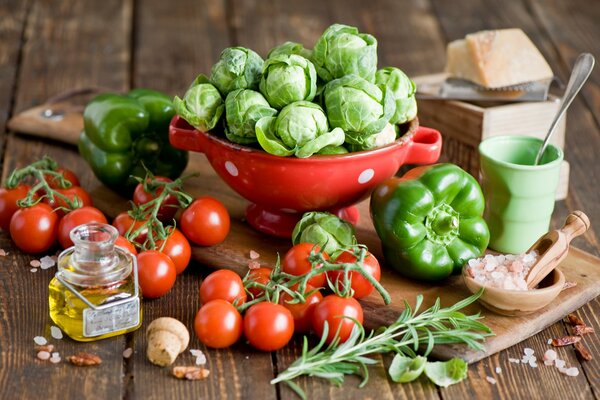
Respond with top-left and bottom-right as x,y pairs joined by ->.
1,0 -> 600,399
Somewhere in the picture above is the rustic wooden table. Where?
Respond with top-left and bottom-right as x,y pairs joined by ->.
1,0 -> 599,399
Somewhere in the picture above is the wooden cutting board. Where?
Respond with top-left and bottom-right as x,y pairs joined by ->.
9,98 -> 600,364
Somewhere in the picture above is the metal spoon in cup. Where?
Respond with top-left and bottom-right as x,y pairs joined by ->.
534,53 -> 595,165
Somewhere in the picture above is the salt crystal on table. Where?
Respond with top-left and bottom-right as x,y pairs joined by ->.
40,255 -> 56,269
33,336 -> 47,346
30,268 -> 38,273
508,358 -> 520,364
524,348 -> 534,356
195,353 -> 207,365
543,349 -> 557,361
50,326 -> 63,340
37,351 -> 51,361
190,349 -> 203,357
565,367 -> 579,377
30,260 -> 41,268
555,359 -> 566,369
496,367 -> 502,374
123,348 -> 133,359
486,376 -> 497,385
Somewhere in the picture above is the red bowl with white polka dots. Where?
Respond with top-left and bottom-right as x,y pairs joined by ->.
169,116 -> 442,237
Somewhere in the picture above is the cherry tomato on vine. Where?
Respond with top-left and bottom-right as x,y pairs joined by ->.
9,203 -> 58,253
156,228 -> 191,274
279,283 -> 323,333
113,212 -> 148,245
115,235 -> 137,255
243,302 -> 294,351
312,295 -> 364,344
244,267 -> 272,299
194,299 -> 243,349
328,250 -> 381,299
180,197 -> 230,246
44,167 -> 80,189
136,250 -> 176,299
57,206 -> 108,248
0,184 -> 30,231
282,243 -> 328,289
133,176 -> 179,222
200,269 -> 247,305
43,186 -> 93,218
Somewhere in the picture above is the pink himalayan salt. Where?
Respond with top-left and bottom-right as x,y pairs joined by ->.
465,251 -> 538,290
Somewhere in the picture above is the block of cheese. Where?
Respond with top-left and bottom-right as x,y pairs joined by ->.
445,29 -> 553,88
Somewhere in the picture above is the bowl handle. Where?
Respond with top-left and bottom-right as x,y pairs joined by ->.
169,115 -> 210,154
403,127 -> 442,165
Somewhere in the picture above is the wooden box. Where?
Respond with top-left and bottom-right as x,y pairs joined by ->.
414,74 -> 569,200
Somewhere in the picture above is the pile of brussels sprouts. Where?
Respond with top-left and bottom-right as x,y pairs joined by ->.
174,24 -> 417,158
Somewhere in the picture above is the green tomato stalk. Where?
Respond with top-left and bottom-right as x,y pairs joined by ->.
6,156 -> 81,212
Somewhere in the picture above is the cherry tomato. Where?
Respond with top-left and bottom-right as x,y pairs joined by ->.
44,167 -> 80,189
328,250 -> 381,299
180,197 -> 230,246
280,284 -> 323,333
113,212 -> 148,246
9,203 -> 58,253
115,235 -> 137,255
132,176 -> 179,222
136,250 -> 177,298
44,186 -> 93,218
243,302 -> 294,351
0,184 -> 30,231
312,295 -> 364,344
194,299 -> 243,349
57,206 -> 108,248
244,267 -> 272,299
282,243 -> 328,289
156,228 -> 191,274
200,269 -> 247,305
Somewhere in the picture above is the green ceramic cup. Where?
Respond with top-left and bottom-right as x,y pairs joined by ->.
479,135 -> 564,254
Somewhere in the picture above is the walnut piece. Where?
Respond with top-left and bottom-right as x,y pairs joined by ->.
68,352 -> 102,366
172,366 -> 210,380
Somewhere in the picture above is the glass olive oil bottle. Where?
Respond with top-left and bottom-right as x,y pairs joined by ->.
49,223 -> 142,341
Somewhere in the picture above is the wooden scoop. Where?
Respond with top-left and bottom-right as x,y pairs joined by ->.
525,211 -> 590,289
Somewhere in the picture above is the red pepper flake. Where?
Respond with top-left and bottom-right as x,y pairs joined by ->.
551,336 -> 582,347
567,313 -> 586,326
573,325 -> 595,336
574,342 -> 593,361
248,260 -> 260,270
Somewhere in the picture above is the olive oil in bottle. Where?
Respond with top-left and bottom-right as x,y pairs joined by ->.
49,223 -> 142,341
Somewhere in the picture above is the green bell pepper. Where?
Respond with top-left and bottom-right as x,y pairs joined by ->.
78,88 -> 188,192
370,164 -> 490,281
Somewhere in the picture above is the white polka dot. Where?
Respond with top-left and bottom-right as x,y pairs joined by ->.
358,169 -> 374,184
224,161 -> 238,176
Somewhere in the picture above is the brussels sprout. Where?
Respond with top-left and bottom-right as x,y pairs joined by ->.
346,122 -> 397,152
210,47 -> 264,95
225,89 -> 277,144
375,67 -> 418,124
259,54 -> 318,109
312,24 -> 378,82
318,145 -> 348,155
255,101 -> 345,158
173,75 -> 224,132
324,74 -> 395,149
292,211 -> 357,255
267,41 -> 313,60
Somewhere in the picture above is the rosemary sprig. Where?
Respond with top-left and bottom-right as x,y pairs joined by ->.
271,289 -> 491,399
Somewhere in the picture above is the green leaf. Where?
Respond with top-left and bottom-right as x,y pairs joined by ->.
389,354 -> 427,383
424,358 -> 468,387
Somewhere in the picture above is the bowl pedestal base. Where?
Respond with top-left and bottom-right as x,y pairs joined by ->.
245,204 -> 360,238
